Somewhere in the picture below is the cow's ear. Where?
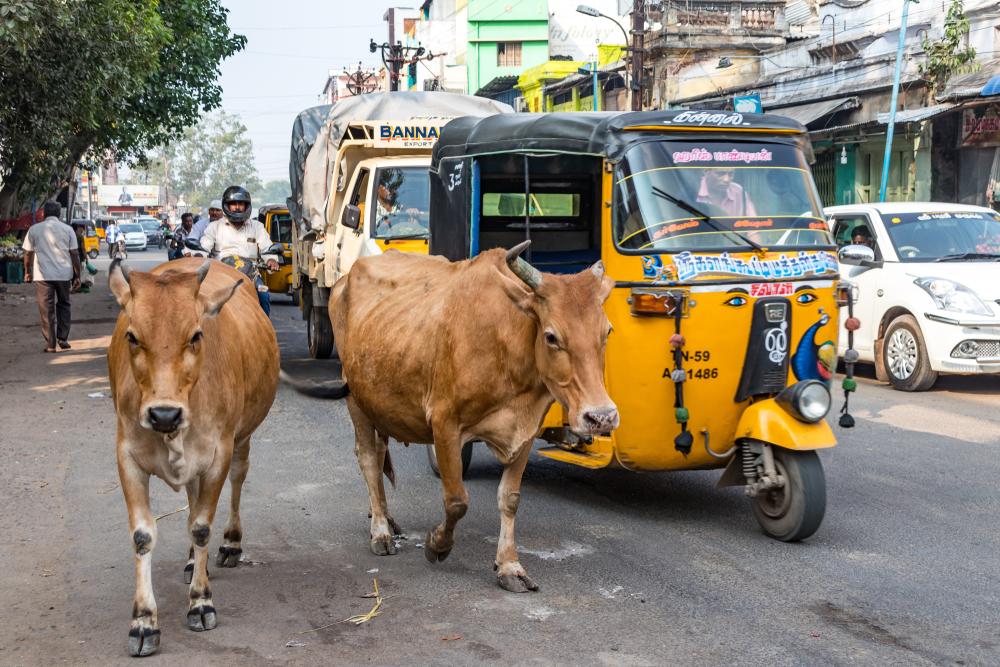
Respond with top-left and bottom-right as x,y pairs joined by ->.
200,278 -> 243,318
589,260 -> 614,303
108,260 -> 131,307
495,268 -> 539,320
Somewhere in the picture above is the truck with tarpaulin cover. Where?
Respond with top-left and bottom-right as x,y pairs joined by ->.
286,92 -> 512,359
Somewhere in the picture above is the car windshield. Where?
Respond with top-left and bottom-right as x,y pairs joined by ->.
882,210 -> 1000,261
614,140 -> 832,252
140,221 -> 158,231
371,166 -> 430,240
120,224 -> 142,233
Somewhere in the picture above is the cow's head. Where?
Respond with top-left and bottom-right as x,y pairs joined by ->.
500,242 -> 619,436
109,260 -> 242,434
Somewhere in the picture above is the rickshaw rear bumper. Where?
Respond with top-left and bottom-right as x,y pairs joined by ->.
735,398 -> 836,451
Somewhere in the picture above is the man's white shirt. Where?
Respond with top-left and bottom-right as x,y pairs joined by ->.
199,218 -> 277,262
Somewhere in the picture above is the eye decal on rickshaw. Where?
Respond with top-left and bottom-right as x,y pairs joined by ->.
724,290 -> 749,308
795,291 -> 818,305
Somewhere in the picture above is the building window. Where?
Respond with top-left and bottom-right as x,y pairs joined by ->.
497,42 -> 522,68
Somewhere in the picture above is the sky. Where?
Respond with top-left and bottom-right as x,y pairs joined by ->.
218,0 -> 402,183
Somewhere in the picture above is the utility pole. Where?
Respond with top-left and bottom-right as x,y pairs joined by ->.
370,39 -> 440,92
631,0 -> 644,111
879,0 -> 912,202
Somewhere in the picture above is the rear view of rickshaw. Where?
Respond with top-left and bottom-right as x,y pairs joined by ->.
429,110 -> 859,541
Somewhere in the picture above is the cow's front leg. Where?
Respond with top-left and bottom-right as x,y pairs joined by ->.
119,455 -> 160,656
186,458 -> 230,632
217,436 -> 250,568
183,478 -> 200,584
494,442 -> 537,593
425,430 -> 469,563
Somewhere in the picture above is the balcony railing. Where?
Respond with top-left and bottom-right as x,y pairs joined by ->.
661,0 -> 787,34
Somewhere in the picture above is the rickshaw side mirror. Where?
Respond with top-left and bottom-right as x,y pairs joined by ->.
266,243 -> 285,263
838,244 -> 880,268
184,238 -> 203,251
342,204 -> 362,230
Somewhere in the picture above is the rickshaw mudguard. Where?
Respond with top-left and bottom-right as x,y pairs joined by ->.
735,398 -> 836,450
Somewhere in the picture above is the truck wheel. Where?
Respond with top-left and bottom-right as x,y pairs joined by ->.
426,443 -> 474,479
307,307 -> 334,359
881,315 -> 937,391
751,449 -> 825,542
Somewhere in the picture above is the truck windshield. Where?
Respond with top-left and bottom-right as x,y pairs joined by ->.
882,210 -> 1000,261
614,140 -> 832,252
372,166 -> 430,240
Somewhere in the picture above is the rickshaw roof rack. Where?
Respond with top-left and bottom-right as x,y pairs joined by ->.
431,110 -> 809,169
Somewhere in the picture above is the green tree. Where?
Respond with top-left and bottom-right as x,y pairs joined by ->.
920,0 -> 978,96
0,0 -> 244,218
256,180 -> 292,206
156,112 -> 261,210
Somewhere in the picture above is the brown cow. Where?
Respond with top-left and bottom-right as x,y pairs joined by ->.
331,242 -> 617,592
107,258 -> 279,656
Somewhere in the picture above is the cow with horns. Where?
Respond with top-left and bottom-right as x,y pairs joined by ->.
327,241 -> 618,592
107,258 -> 279,656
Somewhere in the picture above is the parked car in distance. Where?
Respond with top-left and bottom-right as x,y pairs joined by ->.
826,202 -> 1000,391
118,222 -> 148,251
136,216 -> 164,247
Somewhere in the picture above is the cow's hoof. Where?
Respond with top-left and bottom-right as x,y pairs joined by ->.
423,532 -> 452,563
370,534 -> 397,556
498,572 -> 539,593
216,546 -> 241,568
186,604 -> 217,632
127,625 -> 160,657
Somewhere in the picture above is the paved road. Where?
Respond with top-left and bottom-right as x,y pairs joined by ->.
1,250 -> 998,665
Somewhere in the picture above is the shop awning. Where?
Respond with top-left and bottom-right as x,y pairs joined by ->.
939,59 -> 1000,101
875,103 -> 957,124
982,75 -> 1000,97
769,96 -> 860,125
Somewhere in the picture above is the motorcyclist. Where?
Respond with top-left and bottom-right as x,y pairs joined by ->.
168,212 -> 194,261
200,186 -> 279,315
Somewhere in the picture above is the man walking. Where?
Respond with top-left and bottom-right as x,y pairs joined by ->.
105,219 -> 120,258
22,201 -> 81,352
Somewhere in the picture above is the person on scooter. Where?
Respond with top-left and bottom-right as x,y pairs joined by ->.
200,185 -> 279,315
168,212 -> 194,261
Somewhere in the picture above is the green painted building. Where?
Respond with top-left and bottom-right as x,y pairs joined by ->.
467,0 -> 548,96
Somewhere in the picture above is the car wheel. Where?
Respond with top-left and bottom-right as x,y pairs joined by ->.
881,314 -> 938,391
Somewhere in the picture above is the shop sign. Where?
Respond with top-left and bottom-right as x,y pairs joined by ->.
960,103 -> 1000,148
98,184 -> 162,207
733,94 -> 763,114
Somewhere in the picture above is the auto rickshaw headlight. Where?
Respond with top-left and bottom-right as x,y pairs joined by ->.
776,380 -> 831,423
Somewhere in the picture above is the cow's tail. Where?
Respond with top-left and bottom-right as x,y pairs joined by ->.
383,449 -> 396,489
278,369 -> 349,399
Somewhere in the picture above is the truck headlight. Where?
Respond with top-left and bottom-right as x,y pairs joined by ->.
914,277 -> 992,316
776,380 -> 831,423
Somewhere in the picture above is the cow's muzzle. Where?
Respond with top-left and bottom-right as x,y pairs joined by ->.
147,406 -> 184,434
579,406 -> 620,436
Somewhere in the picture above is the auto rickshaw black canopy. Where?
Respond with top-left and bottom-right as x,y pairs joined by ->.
429,110 -> 810,261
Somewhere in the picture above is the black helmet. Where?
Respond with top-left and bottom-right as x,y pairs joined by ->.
222,185 -> 252,225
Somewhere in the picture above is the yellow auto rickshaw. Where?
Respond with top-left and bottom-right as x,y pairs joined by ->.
71,219 -> 101,258
428,110 -> 859,541
258,204 -> 296,303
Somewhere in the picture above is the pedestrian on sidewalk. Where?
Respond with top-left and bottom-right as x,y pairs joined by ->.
22,201 -> 81,353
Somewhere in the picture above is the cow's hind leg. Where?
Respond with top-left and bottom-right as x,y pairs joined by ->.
494,442 -> 538,593
186,452 -> 232,632
217,436 -> 250,568
425,429 -> 469,563
347,397 -> 397,556
119,453 -> 160,657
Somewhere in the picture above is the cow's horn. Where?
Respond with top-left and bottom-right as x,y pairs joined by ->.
111,258 -> 131,284
506,241 -> 542,290
590,260 -> 605,280
195,260 -> 211,284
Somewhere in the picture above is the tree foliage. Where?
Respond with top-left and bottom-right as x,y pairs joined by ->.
136,112 -> 261,211
0,0 -> 245,217
920,0 -> 978,95
256,180 -> 292,207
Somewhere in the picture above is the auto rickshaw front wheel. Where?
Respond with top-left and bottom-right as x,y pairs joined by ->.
426,443 -> 473,479
87,249 -> 99,259
750,448 -> 825,542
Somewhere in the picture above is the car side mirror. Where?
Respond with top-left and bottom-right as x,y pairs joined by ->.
342,204 -> 361,230
838,244 -> 880,268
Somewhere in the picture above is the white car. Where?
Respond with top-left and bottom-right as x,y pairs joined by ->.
117,222 -> 148,251
826,202 -> 1000,391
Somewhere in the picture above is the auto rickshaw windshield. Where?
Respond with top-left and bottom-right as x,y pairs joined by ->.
614,140 -> 832,252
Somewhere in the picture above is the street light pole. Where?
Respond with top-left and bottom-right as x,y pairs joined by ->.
879,0 -> 913,203
631,0 -> 643,111
576,5 -> 633,110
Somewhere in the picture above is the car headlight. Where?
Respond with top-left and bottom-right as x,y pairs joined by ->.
914,277 -> 992,316
776,380 -> 831,423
